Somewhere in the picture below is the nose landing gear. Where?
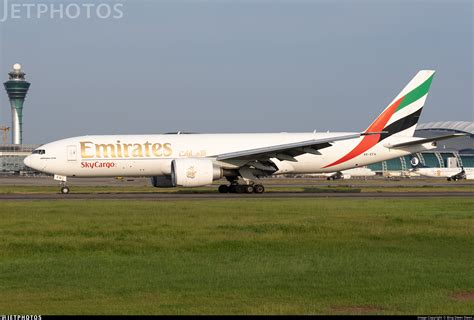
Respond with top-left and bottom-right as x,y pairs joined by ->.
60,185 -> 70,194
54,175 -> 70,194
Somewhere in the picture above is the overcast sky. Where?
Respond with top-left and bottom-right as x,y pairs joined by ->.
0,0 -> 472,144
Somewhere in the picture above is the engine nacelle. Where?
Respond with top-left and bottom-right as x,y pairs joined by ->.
151,175 -> 174,188
171,158 -> 222,187
410,156 -> 420,167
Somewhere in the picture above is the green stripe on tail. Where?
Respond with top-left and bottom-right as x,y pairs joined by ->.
395,74 -> 435,112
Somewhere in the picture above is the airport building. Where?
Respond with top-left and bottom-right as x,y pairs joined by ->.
415,121 -> 474,153
367,151 -> 474,177
0,144 -> 38,174
367,121 -> 474,176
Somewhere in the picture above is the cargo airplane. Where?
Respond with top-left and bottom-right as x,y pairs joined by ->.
24,70 -> 464,194
415,166 -> 474,181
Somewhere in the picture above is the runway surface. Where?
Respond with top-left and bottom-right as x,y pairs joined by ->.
2,175 -> 474,188
1,191 -> 473,201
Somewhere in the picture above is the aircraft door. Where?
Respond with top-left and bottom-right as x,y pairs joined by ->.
67,145 -> 77,161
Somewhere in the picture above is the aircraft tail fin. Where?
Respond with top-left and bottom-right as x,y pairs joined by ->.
364,70 -> 435,139
323,70 -> 436,169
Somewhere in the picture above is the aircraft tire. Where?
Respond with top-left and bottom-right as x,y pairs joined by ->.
244,185 -> 254,193
60,186 -> 70,194
218,185 -> 229,193
254,184 -> 265,194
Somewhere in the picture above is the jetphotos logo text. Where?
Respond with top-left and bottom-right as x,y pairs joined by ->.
0,0 -> 124,22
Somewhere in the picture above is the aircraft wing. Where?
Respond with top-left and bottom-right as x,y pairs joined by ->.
387,133 -> 467,148
215,133 -> 363,162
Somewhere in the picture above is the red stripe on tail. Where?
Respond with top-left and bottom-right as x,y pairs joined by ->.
323,96 -> 404,168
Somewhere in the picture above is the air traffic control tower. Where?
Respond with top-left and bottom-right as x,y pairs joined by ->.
4,63 -> 31,145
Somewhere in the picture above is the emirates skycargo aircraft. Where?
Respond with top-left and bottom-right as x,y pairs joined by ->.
24,70 -> 463,194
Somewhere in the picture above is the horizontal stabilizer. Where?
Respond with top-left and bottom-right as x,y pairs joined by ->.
387,133 -> 467,148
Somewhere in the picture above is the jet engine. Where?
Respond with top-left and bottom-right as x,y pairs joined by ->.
150,175 -> 174,188
171,158 -> 222,187
410,156 -> 420,167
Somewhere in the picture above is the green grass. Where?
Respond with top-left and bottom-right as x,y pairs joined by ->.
0,199 -> 473,314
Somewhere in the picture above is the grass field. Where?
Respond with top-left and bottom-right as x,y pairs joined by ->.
0,198 -> 473,314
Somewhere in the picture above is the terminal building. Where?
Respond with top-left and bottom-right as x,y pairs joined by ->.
366,121 -> 474,176
415,121 -> 474,153
0,144 -> 38,174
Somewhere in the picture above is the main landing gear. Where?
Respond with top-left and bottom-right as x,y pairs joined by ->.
218,183 -> 265,194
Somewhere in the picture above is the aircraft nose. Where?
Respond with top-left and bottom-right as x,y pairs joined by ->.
24,155 -> 32,167
24,155 -> 37,170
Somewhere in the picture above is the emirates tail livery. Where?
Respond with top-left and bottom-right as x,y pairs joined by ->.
24,70 -> 463,194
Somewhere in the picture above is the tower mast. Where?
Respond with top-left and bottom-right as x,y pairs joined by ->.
4,63 -> 31,144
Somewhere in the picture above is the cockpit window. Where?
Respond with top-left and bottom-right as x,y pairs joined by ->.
32,149 -> 46,155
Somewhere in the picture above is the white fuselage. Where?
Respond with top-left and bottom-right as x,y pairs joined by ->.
25,132 -> 435,178
416,167 -> 474,180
